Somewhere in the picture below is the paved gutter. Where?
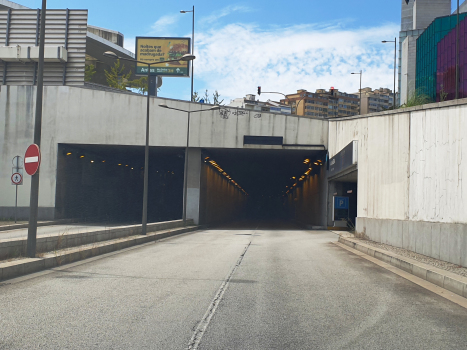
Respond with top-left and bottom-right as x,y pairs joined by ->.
338,235 -> 467,299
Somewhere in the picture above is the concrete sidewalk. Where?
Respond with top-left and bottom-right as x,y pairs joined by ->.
338,235 -> 467,299
0,224 -> 199,281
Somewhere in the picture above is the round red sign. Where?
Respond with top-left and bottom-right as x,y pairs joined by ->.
24,144 -> 41,176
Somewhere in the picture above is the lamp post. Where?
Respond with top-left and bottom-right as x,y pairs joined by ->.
103,51 -> 195,235
351,70 -> 362,115
181,6 -> 195,101
456,0 -> 460,99
159,103 -> 220,223
27,0 -> 47,258
382,38 -> 397,109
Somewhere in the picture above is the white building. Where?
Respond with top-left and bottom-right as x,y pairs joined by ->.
228,94 -> 291,114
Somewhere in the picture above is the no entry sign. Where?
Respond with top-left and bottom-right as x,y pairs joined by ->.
24,144 -> 41,175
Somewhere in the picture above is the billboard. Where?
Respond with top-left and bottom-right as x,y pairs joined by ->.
135,37 -> 191,77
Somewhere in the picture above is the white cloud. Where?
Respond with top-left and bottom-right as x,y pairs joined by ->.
193,23 -> 399,102
150,14 -> 180,36
199,5 -> 252,25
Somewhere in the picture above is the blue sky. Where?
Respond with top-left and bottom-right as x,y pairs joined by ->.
16,1 -> 463,102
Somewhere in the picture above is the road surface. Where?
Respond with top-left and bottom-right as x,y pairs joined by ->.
0,227 -> 466,349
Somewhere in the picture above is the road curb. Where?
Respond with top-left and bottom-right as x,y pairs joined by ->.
338,236 -> 467,299
0,218 -> 79,232
0,225 -> 200,282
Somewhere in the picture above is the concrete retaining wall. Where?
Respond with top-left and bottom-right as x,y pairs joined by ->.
356,218 -> 467,267
330,98 -> 467,266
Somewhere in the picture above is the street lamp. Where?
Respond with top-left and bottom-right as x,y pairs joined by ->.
351,70 -> 362,115
456,0 -> 460,99
181,6 -> 195,101
382,38 -> 397,109
27,0 -> 47,258
159,103 -> 220,224
103,51 -> 195,235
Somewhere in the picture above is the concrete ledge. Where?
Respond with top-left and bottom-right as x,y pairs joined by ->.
0,219 -> 194,260
338,236 -> 467,300
0,225 -> 200,282
0,218 -> 79,232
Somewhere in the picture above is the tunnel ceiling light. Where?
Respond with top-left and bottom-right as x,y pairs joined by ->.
125,165 -> 129,167
91,160 -> 94,163
118,164 -> 122,166
304,159 -> 310,164
66,152 -> 72,156
80,155 -> 85,158
131,168 -> 134,170
102,160 -> 106,163
314,162 -> 319,165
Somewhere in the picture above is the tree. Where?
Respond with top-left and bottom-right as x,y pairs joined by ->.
400,89 -> 433,108
212,90 -> 224,105
202,89 -> 211,104
129,77 -> 148,95
104,60 -> 132,90
84,64 -> 96,82
192,91 -> 200,102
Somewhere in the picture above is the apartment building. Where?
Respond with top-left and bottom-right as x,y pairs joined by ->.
281,88 -> 359,118
356,87 -> 395,114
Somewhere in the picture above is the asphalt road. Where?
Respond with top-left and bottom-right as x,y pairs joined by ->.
1,226 -> 466,349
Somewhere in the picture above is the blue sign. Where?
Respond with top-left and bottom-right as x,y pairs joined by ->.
334,196 -> 349,210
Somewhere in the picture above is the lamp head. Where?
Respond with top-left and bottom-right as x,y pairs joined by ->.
382,40 -> 387,43
180,10 -> 187,13
180,54 -> 196,61
103,51 -> 119,59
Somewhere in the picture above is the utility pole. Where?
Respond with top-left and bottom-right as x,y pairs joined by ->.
27,0 -> 47,258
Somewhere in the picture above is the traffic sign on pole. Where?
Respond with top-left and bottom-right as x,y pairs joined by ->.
11,173 -> 23,185
24,144 -> 41,176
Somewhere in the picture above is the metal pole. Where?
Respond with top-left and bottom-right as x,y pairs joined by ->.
191,6 -> 194,101
359,70 -> 362,115
456,0 -> 460,99
15,185 -> 18,224
182,111 -> 191,223
141,63 -> 150,235
394,38 -> 396,109
27,0 -> 46,258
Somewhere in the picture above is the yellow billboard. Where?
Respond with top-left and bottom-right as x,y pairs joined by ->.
135,37 -> 191,77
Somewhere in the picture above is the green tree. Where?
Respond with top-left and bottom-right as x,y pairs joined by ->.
400,89 -> 433,108
192,91 -> 200,102
84,64 -> 96,82
129,77 -> 148,95
104,60 -> 132,90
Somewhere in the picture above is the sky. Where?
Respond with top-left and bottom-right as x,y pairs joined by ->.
15,0 -> 463,103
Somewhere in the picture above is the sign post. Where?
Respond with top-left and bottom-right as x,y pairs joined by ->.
11,156 -> 24,223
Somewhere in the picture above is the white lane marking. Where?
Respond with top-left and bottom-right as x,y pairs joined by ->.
25,156 -> 38,163
187,239 -> 253,350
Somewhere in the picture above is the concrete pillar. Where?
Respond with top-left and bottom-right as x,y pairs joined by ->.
185,147 -> 202,224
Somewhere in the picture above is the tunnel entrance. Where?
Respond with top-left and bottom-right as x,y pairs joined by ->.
55,144 -> 185,223
199,148 -> 328,228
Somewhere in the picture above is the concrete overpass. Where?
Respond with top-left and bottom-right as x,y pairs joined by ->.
0,85 -> 328,226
